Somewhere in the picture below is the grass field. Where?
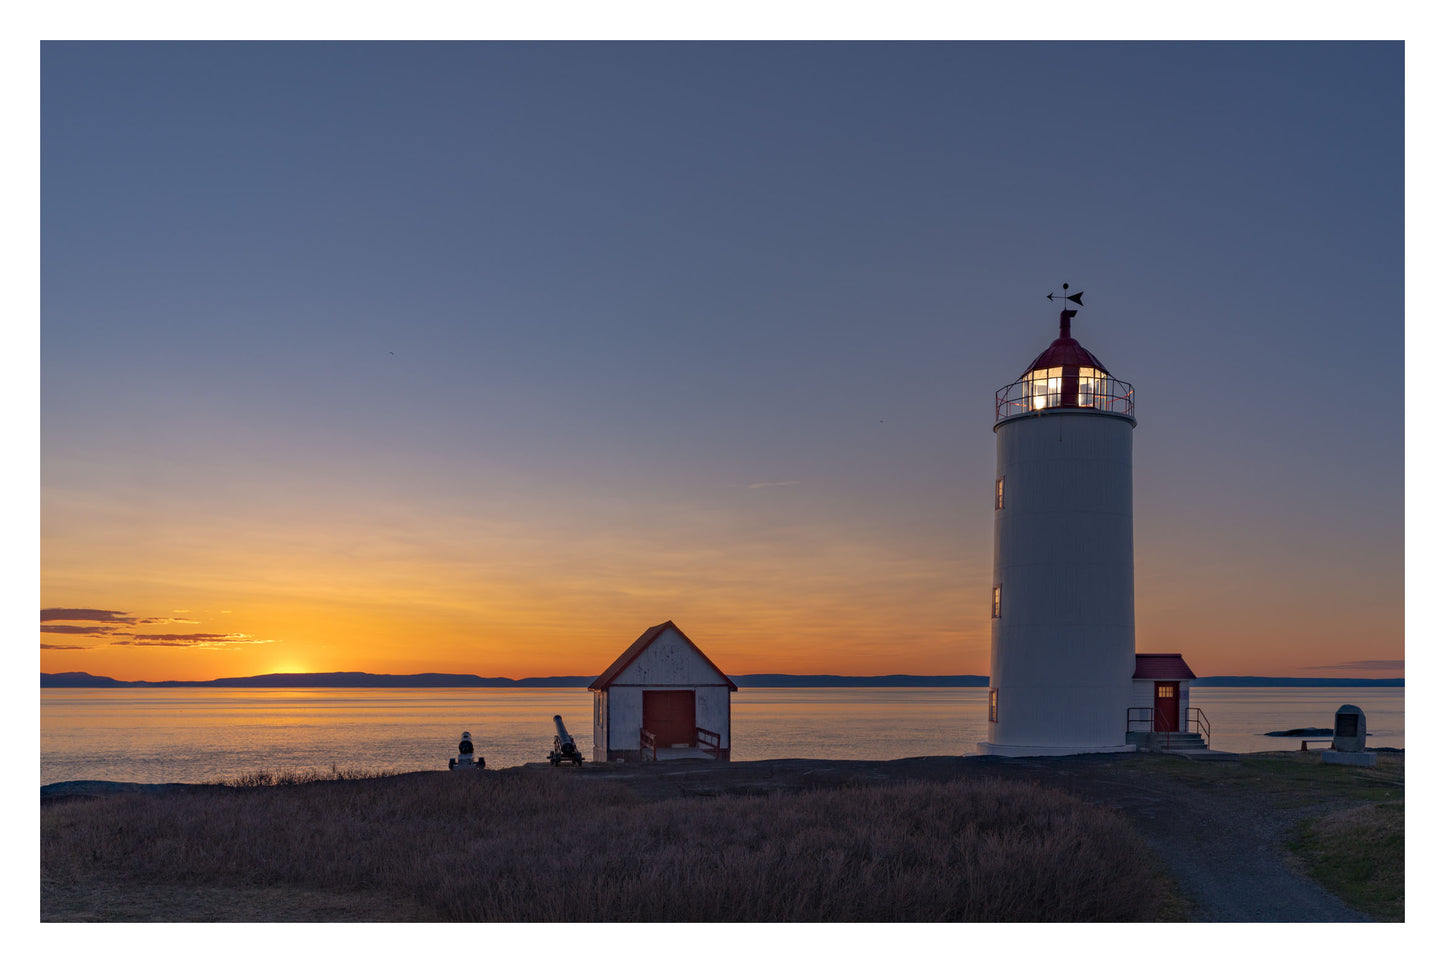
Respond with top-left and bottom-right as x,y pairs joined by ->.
42,769 -> 1177,922
1290,800 -> 1405,922
41,753 -> 1404,922
1129,751 -> 1405,921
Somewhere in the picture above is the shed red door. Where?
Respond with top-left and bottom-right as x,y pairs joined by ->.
1153,683 -> 1179,732
642,690 -> 696,746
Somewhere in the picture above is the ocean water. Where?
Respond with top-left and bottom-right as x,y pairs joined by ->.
39,686 -> 1404,786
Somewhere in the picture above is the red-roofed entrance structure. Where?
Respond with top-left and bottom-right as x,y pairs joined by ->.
1128,653 -> 1209,748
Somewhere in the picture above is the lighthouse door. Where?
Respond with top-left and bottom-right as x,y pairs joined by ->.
1153,683 -> 1179,733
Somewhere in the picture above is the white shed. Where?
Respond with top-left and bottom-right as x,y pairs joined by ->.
589,620 -> 737,762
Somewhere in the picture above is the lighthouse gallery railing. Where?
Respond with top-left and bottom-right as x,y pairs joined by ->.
995,376 -> 1134,422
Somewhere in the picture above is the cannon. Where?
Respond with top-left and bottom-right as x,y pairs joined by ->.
547,714 -> 584,766
449,730 -> 486,771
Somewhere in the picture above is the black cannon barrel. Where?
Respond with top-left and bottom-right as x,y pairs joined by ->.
553,714 -> 576,750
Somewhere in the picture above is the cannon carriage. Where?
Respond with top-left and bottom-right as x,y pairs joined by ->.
547,715 -> 584,767
448,730 -> 486,771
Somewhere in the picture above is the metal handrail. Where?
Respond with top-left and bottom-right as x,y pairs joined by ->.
1127,707 -> 1175,748
1188,707 -> 1210,748
1127,706 -> 1210,749
696,727 -> 723,759
996,375 -> 1134,422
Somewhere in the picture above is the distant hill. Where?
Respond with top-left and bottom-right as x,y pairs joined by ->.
203,672 -> 598,688
39,671 -> 592,688
1192,677 -> 1403,687
41,671 -> 988,688
42,672 -> 145,687
733,674 -> 989,687
41,671 -> 1403,689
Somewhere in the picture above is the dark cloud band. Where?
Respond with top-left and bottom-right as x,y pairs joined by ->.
41,608 -> 266,650
41,608 -> 133,623
41,624 -> 115,635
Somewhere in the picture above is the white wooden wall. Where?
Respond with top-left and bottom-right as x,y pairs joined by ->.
984,409 -> 1137,753
591,624 -> 732,759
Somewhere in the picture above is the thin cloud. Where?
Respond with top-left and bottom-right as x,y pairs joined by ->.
41,642 -> 94,650
41,624 -> 116,635
111,633 -> 268,648
40,608 -> 134,623
136,617 -> 201,625
1303,659 -> 1404,672
734,481 -> 801,490
109,639 -> 196,647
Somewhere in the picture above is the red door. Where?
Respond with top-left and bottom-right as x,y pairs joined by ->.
642,690 -> 696,747
1154,683 -> 1179,732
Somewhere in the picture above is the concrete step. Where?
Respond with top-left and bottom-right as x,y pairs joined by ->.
653,747 -> 717,761
1128,732 -> 1209,752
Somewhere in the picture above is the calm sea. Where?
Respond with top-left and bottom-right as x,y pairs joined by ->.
39,686 -> 1404,786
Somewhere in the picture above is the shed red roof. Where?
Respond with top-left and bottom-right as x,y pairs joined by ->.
588,620 -> 738,691
1134,653 -> 1197,680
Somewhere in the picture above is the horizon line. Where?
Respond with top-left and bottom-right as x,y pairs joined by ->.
40,669 -> 1406,688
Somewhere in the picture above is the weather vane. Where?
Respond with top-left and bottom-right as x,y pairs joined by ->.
1046,283 -> 1084,307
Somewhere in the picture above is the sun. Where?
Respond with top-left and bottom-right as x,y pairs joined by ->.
269,664 -> 311,675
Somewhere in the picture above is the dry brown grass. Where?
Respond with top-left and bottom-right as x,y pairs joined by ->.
217,766 -> 401,788
43,771 -> 1171,922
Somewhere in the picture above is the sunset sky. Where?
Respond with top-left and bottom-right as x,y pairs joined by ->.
39,40 -> 1405,682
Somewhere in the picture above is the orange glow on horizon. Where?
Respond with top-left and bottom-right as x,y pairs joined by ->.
40,470 -> 1402,684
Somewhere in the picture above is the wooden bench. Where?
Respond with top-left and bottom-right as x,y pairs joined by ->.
1299,738 -> 1335,751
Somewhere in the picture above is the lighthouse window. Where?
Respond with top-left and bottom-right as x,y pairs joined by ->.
1024,366 -> 1062,410
989,689 -> 998,722
995,477 -> 1005,510
992,585 -> 1002,619
1078,367 -> 1108,409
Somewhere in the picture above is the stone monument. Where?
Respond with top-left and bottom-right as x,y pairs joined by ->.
1322,704 -> 1376,767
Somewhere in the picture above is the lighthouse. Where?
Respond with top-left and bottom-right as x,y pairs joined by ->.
979,287 -> 1138,756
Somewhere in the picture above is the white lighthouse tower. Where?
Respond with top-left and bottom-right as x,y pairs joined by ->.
979,286 -> 1137,756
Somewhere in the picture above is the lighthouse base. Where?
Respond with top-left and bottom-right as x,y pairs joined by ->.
976,741 -> 1136,758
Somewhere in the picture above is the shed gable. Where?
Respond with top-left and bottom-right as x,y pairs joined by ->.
589,620 -> 737,691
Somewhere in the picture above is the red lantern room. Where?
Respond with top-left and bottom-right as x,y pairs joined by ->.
995,298 -> 1134,422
